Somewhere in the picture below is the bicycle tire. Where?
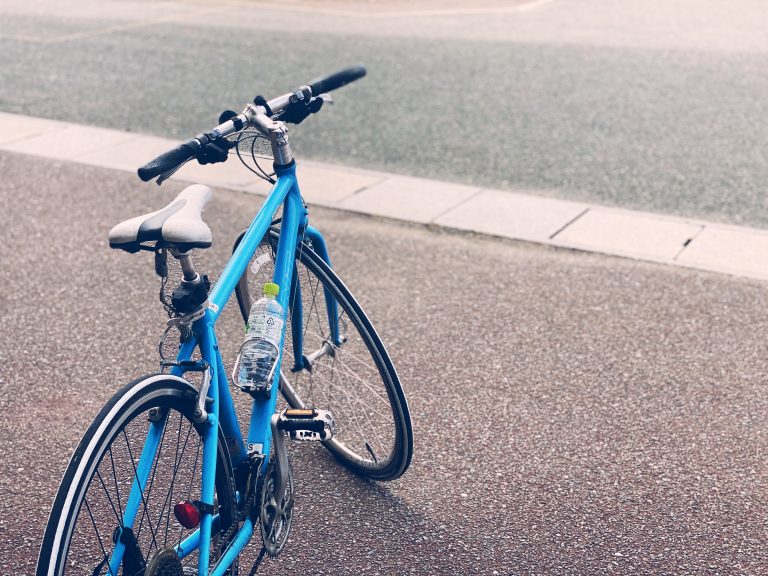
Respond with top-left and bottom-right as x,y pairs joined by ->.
234,229 -> 413,481
37,374 -> 238,575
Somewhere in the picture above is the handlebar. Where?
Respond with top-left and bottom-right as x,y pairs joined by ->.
308,65 -> 366,99
138,65 -> 367,183
137,140 -> 198,182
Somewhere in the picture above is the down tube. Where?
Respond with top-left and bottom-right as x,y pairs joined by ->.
207,175 -> 293,323
247,167 -> 304,464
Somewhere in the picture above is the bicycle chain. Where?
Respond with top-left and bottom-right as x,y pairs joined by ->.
215,511 -> 240,575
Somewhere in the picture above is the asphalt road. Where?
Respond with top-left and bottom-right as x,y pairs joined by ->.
2,0 -> 768,227
3,152 -> 768,574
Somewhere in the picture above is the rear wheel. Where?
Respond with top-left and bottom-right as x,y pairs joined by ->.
37,375 -> 238,575
235,229 -> 413,481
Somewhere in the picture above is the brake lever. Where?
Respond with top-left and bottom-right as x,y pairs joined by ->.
156,158 -> 193,185
277,95 -> 327,125
197,138 -> 233,165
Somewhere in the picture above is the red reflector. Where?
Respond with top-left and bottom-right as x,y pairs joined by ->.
174,500 -> 201,529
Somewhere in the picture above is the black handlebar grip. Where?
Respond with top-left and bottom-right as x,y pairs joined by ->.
308,65 -> 367,96
137,140 -> 198,182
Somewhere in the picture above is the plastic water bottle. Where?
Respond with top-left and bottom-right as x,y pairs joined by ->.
237,282 -> 283,396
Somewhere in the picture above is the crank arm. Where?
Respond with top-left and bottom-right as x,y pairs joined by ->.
269,414 -> 291,509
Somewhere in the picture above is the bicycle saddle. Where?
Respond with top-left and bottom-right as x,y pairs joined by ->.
109,184 -> 213,252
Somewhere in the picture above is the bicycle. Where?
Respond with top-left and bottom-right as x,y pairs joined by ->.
36,65 -> 413,575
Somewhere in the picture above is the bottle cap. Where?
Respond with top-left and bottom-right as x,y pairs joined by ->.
262,282 -> 279,297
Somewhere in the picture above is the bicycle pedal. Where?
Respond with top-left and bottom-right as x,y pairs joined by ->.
276,408 -> 335,442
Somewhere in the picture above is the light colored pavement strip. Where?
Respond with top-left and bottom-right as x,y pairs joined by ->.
0,113 -> 72,145
676,226 -> 768,279
337,174 -> 481,224
552,209 -> 704,261
434,188 -> 587,242
2,124 -> 139,159
1,111 -> 766,281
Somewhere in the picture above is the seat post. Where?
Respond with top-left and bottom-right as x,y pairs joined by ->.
171,249 -> 200,283
166,248 -> 210,316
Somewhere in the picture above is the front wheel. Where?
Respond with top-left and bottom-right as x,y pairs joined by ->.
37,374 -> 238,575
235,229 -> 413,481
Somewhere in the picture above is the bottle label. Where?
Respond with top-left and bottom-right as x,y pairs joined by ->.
251,253 -> 272,274
250,313 -> 283,345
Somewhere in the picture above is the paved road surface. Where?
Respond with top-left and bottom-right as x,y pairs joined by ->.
1,0 -> 768,227
2,152 -> 768,574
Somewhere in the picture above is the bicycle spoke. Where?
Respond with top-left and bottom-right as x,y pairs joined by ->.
137,413 -> 169,540
333,345 -> 380,373
176,436 -> 201,550
161,414 -> 183,548
332,360 -> 390,403
309,364 -> 391,414
122,429 -> 161,556
107,448 -> 124,524
95,469 -> 123,529
326,355 -> 385,458
335,381 -> 390,456
338,371 -> 388,455
296,322 -> 381,375
82,497 -> 117,576
306,274 -> 326,341
153,415 -> 198,556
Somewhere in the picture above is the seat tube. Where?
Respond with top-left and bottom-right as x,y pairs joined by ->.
196,315 -> 221,573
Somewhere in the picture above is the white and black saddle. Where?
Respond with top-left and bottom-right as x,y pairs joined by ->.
108,184 -> 213,252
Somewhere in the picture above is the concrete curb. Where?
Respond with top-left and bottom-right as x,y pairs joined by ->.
1,110 -> 766,282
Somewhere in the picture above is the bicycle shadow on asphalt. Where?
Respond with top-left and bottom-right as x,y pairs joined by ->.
231,442 -> 504,576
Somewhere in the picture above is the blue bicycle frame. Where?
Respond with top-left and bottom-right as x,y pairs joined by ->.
108,161 -> 335,575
